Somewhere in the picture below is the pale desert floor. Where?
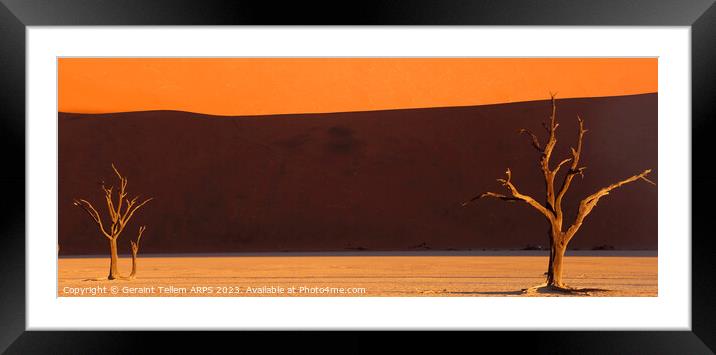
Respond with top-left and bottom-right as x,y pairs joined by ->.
58,253 -> 657,297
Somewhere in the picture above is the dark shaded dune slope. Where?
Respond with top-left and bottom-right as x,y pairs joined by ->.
59,94 -> 657,254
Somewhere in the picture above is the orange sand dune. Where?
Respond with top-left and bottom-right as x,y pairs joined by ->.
59,95 -> 658,254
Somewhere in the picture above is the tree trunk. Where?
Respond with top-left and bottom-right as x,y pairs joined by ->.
108,237 -> 120,280
129,248 -> 138,279
545,227 -> 554,281
546,237 -> 566,287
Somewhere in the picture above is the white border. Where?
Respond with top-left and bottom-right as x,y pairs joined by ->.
27,27 -> 690,330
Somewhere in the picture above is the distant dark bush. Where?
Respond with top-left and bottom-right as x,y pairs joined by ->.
412,242 -> 431,250
522,244 -> 544,250
345,246 -> 367,251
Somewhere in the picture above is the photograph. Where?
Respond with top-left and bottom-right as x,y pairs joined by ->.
57,57 -> 658,298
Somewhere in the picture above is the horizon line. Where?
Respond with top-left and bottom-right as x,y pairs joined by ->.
59,92 -> 658,118
58,249 -> 659,259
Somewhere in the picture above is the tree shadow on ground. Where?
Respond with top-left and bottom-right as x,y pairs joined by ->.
448,290 -> 525,295
522,284 -> 611,296
422,285 -> 611,296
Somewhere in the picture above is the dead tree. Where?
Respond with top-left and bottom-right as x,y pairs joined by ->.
463,94 -> 655,290
128,226 -> 146,280
73,164 -> 152,280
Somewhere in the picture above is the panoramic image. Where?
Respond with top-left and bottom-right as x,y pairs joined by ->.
57,58 -> 657,297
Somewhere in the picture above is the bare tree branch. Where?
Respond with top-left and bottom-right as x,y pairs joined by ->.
132,225 -> 146,252
555,115 -> 588,219
118,197 -> 154,235
462,192 -> 522,206
641,175 -> 657,186
73,199 -> 111,239
553,158 -> 572,175
464,169 -> 554,221
519,129 -> 542,152
536,93 -> 562,210
498,169 -> 554,220
541,121 -> 550,133
101,185 -> 116,224
112,163 -> 128,224
565,169 -> 653,242
542,94 -> 559,170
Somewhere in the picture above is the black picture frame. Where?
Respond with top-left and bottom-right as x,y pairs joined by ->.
1,0 -> 714,353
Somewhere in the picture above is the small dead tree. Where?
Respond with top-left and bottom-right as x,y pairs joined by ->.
73,164 -> 152,280
128,225 -> 146,280
463,94 -> 655,291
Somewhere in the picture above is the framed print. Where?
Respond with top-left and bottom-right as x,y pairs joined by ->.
1,0 -> 715,353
